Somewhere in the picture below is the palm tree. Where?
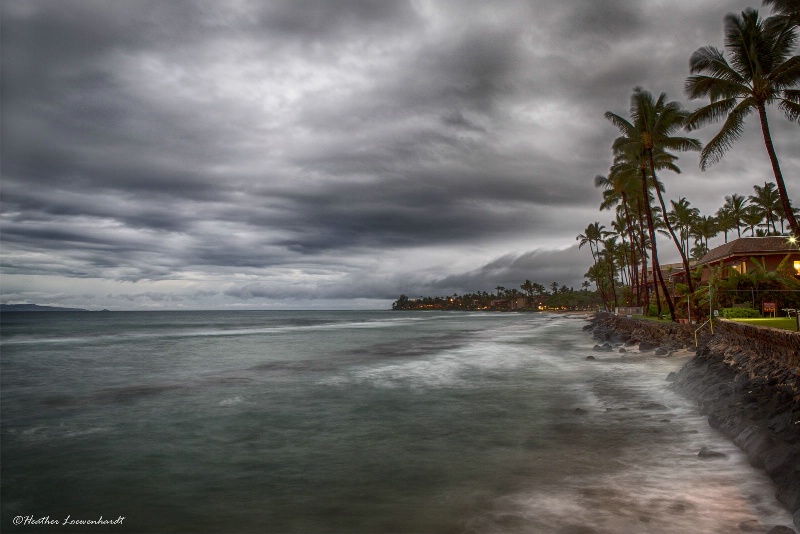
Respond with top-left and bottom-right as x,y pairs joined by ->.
742,205 -> 766,235
668,197 -> 700,259
763,0 -> 800,28
595,168 -> 642,305
608,146 -> 667,315
600,146 -> 665,313
715,205 -> 737,243
685,8 -> 800,237
691,241 -> 710,261
610,213 -> 630,281
584,263 -> 611,310
521,280 -> 535,308
599,238 -> 619,308
692,214 -> 719,250
576,222 -> 609,267
749,181 -> 782,233
606,88 -> 702,319
721,193 -> 750,238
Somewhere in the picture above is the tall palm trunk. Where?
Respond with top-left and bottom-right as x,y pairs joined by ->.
621,193 -> 640,306
757,103 -> 799,237
635,196 -> 650,312
648,150 -> 695,295
639,168 -> 667,318
605,258 -> 618,309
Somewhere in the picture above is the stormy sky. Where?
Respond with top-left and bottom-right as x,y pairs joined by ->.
2,0 -> 798,310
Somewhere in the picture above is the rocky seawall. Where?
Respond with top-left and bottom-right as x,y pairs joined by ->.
589,311 -> 704,353
590,312 -> 800,532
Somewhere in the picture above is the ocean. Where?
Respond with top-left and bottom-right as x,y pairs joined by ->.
0,310 -> 793,533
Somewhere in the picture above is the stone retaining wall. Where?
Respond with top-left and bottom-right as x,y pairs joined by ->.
590,311 -> 706,350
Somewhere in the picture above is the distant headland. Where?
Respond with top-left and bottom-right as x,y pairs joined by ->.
0,304 -> 91,312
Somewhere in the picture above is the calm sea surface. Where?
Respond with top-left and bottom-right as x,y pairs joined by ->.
0,311 -> 793,533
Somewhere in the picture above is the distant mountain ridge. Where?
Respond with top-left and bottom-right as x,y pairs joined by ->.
0,304 -> 89,312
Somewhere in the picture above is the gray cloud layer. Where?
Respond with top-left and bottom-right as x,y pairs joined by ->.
1,0 -> 798,309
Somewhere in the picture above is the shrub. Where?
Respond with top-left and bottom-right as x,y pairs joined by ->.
722,307 -> 761,319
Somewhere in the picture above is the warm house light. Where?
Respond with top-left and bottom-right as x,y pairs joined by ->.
795,260 -> 800,274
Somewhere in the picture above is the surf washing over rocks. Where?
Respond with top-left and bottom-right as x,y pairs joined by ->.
591,311 -> 800,533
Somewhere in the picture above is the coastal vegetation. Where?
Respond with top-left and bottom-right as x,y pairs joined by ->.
391,282 -> 600,311
582,1 -> 799,321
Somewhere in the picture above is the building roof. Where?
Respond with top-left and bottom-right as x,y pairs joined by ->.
696,236 -> 798,266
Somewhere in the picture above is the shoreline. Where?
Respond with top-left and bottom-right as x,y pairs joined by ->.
587,312 -> 800,532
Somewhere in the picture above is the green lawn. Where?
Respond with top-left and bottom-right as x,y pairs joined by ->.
631,315 -> 673,323
729,317 -> 800,331
630,314 -> 800,331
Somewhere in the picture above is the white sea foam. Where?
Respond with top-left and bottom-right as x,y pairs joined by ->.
218,396 -> 245,406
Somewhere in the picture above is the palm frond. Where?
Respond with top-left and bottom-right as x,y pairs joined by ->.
604,112 -> 636,137
699,99 -> 754,169
658,161 -> 682,174
684,98 -> 739,130
783,88 -> 800,103
765,13 -> 799,57
684,74 -> 746,102
724,9 -> 761,77
688,47 -> 743,81
770,55 -> 800,87
661,136 -> 702,152
778,98 -> 800,122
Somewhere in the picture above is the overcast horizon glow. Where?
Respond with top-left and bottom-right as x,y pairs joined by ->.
2,0 -> 798,310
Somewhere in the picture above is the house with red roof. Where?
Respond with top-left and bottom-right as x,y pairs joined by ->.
694,236 -> 800,283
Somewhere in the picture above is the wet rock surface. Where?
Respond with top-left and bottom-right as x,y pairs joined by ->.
590,311 -> 700,351
589,312 -> 800,532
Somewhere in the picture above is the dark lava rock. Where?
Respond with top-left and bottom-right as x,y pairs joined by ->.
666,372 -> 677,382
609,333 -> 630,344
593,343 -> 613,352
638,341 -> 658,351
639,402 -> 669,411
654,347 -> 669,356
738,520 -> 763,532
763,444 -> 799,477
766,525 -> 797,534
778,470 -> 800,514
556,525 -> 598,534
733,425 -> 775,468
698,447 -> 727,459
585,355 -> 596,361
619,348 -> 627,353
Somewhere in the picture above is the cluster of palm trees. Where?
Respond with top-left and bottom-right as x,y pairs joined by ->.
391,280 -> 599,311
578,1 -> 799,320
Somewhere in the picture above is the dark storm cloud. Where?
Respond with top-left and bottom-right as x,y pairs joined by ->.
431,246 -> 589,294
1,0 -> 797,308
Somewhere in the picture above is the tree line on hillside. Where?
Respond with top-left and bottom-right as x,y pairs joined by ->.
579,1 -> 799,321
392,281 -> 601,311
